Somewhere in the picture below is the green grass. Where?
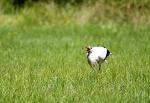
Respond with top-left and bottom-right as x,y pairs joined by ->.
0,24 -> 150,103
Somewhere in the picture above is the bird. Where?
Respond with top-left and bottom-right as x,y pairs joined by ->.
85,45 -> 112,70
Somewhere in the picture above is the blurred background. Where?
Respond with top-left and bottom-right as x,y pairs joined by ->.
0,0 -> 150,26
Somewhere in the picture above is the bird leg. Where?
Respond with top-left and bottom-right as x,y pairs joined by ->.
92,65 -> 96,70
99,64 -> 101,70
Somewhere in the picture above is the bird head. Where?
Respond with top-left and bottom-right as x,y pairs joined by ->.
85,46 -> 92,53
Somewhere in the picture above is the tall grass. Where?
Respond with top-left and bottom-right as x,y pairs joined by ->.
0,0 -> 150,25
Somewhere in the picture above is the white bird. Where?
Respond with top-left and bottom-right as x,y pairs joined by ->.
85,46 -> 112,70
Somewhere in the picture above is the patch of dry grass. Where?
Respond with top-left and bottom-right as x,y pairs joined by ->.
0,1 -> 150,26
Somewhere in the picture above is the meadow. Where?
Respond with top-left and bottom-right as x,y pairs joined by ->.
0,0 -> 150,102
0,23 -> 150,103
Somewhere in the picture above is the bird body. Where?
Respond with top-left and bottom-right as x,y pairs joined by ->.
86,46 -> 111,70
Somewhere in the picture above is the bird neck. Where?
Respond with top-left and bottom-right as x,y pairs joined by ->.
87,50 -> 91,57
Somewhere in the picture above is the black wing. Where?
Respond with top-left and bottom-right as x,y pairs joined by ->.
104,49 -> 110,60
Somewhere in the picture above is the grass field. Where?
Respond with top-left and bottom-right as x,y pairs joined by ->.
0,24 -> 150,103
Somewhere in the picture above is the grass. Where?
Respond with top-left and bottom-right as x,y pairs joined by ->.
0,24 -> 150,103
1,1 -> 150,26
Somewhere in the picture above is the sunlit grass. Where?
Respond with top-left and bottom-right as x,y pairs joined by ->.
0,24 -> 150,102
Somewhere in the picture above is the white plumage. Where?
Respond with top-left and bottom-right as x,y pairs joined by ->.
85,46 -> 111,70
